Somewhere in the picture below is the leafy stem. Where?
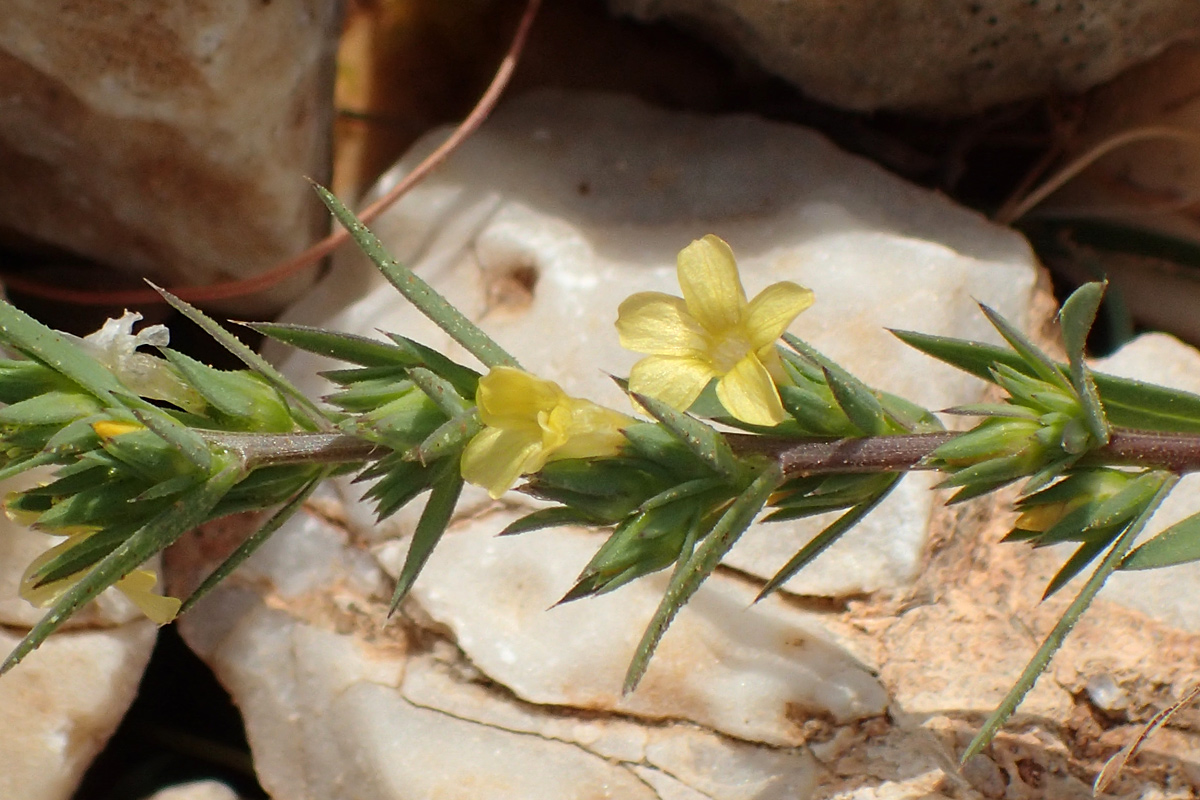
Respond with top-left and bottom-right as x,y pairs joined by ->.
731,427 -> 1200,477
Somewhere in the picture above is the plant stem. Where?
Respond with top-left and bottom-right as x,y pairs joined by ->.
199,431 -> 382,470
197,426 -> 1200,479
731,427 -> 1200,477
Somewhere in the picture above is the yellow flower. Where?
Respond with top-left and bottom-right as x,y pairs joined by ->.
461,367 -> 633,499
20,531 -> 181,625
616,235 -> 814,427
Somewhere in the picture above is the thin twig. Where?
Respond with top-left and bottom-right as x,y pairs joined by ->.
996,126 -> 1200,225
2,0 -> 543,306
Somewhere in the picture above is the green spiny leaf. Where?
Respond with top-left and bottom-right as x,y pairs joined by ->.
311,182 -> 518,370
499,506 -> 600,536
0,302 -> 124,405
758,475 -> 899,599
623,463 -> 781,693
249,322 -> 420,367
180,472 -> 328,614
1,457 -> 244,675
1058,282 -> 1110,446
629,392 -> 740,482
0,391 -> 101,425
413,407 -> 482,465
154,285 -> 334,432
1121,510 -> 1200,570
822,366 -> 890,436
961,472 -> 1177,762
388,464 -> 463,614
892,329 -> 1200,434
978,303 -> 1073,394
407,367 -> 470,417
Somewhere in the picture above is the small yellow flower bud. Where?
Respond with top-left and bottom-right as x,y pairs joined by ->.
92,420 -> 145,440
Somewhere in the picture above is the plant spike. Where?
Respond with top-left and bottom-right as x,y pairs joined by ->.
961,472 -> 1178,761
311,183 -> 520,370
1057,281 -> 1110,446
624,463 -> 781,693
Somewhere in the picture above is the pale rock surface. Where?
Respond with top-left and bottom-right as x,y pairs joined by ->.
0,622 -> 156,800
144,781 -> 241,800
0,2 -> 338,313
0,471 -> 160,800
608,0 -> 1200,113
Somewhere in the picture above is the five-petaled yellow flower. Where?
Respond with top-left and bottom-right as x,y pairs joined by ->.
616,235 -> 814,426
461,367 -> 634,499
20,531 -> 181,625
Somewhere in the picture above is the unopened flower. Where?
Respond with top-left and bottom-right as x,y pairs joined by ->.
616,235 -> 813,426
20,531 -> 181,624
461,367 -> 633,499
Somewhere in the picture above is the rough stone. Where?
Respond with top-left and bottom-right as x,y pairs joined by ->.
0,2 -> 339,312
608,0 -> 1200,113
0,622 -> 156,800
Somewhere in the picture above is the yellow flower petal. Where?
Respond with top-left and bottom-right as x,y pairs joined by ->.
116,570 -> 181,625
552,399 -> 634,460
477,366 -> 564,427
461,425 -> 544,499
628,355 -> 715,413
716,355 -> 787,426
745,281 -> 814,349
615,292 -> 709,356
676,235 -> 747,332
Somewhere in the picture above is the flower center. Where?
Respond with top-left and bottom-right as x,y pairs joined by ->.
709,329 -> 752,374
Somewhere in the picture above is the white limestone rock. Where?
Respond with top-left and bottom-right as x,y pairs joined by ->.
177,499 -> 824,800
0,622 -> 156,800
0,472 -> 160,800
0,1 -> 338,313
145,781 -> 241,800
277,89 -> 1039,598
608,0 -> 1200,114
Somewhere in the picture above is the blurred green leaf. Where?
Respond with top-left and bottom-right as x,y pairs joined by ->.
1122,511 -> 1200,570
1058,282 -> 1110,446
